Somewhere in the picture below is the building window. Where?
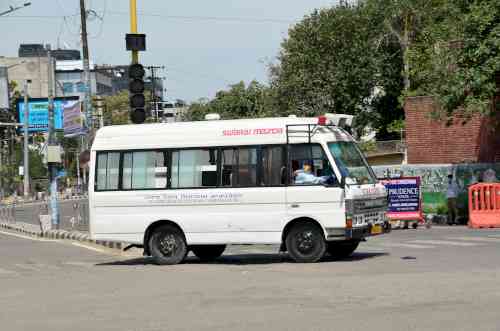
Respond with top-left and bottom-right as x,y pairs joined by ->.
171,148 -> 218,188
62,82 -> 74,94
76,81 -> 86,93
122,151 -> 167,190
96,152 -> 120,191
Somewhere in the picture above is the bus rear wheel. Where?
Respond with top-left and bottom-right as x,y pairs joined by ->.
191,245 -> 226,262
286,223 -> 326,263
327,240 -> 359,259
149,225 -> 188,265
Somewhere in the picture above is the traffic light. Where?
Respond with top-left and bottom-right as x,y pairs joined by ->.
129,63 -> 146,124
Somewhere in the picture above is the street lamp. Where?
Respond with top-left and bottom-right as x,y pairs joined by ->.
0,2 -> 32,17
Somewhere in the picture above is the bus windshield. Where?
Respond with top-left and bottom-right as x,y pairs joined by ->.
328,142 -> 376,185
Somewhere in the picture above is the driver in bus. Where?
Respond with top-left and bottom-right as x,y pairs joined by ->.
294,161 -> 333,185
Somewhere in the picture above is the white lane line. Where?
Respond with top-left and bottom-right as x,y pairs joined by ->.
0,268 -> 17,275
0,230 -> 57,242
14,264 -> 42,271
380,243 -> 435,249
447,236 -> 500,243
71,242 -> 110,254
409,240 -> 480,247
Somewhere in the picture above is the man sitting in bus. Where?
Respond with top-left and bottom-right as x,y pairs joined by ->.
294,161 -> 331,185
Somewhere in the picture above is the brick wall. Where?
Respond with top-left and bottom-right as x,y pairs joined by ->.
404,96 -> 500,164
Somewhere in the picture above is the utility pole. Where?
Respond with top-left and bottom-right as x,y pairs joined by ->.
23,80 -> 30,198
47,48 -> 60,229
79,0 -> 93,141
147,65 -> 165,122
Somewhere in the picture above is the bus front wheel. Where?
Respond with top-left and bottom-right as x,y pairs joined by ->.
286,223 -> 326,263
191,245 -> 226,262
149,225 -> 188,265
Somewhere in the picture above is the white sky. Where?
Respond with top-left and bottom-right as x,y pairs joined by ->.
1,0 -> 339,101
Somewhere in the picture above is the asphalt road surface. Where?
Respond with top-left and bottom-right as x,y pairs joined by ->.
1,226 -> 500,331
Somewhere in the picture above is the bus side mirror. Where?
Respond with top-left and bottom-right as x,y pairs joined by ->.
340,176 -> 346,188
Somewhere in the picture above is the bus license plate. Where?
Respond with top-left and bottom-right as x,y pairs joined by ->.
371,224 -> 382,235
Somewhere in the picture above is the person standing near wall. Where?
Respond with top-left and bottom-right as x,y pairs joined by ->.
447,174 -> 459,225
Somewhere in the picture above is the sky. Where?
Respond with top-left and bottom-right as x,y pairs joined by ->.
1,0 -> 339,102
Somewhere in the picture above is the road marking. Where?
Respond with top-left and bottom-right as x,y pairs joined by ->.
447,236 -> 500,243
71,242 -> 110,254
0,268 -> 17,275
0,230 -> 57,242
14,263 -> 42,271
409,240 -> 480,247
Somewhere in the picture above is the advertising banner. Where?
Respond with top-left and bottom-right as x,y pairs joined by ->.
17,97 -> 79,132
63,100 -> 86,137
379,177 -> 423,221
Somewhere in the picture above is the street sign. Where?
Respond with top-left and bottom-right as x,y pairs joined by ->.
16,96 -> 79,132
379,176 -> 423,221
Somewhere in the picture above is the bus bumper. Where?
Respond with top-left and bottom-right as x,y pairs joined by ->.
326,221 -> 391,241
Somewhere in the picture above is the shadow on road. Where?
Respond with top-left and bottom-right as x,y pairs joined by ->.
95,251 -> 388,266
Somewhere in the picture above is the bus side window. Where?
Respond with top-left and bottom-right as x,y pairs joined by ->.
96,152 -> 120,191
289,144 -> 337,186
171,148 -> 218,188
221,149 -> 235,187
260,146 -> 286,186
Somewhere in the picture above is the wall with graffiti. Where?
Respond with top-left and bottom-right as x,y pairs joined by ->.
372,163 -> 500,217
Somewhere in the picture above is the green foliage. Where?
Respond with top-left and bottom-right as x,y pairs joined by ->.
409,0 -> 500,117
269,2 -> 405,138
183,81 -> 278,121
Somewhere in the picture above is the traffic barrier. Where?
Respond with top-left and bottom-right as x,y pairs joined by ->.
468,183 -> 500,229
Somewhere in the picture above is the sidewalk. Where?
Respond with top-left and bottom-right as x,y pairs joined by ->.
0,221 -> 125,250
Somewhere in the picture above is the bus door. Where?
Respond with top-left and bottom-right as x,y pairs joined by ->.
218,146 -> 286,235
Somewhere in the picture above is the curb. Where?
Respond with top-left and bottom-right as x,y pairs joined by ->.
0,222 -> 125,251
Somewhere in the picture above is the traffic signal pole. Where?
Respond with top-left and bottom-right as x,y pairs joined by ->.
47,49 -> 60,229
130,0 -> 139,64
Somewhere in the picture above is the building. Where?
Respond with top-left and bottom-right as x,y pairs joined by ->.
55,60 -> 113,99
405,96 -> 500,164
0,56 -> 50,98
19,44 -> 81,61
96,64 -> 164,99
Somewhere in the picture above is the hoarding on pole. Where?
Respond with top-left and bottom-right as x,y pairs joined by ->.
16,96 -> 79,132
379,177 -> 423,221
62,100 -> 86,137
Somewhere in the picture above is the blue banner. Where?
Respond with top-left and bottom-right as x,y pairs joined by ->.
17,97 -> 79,132
380,177 -> 421,217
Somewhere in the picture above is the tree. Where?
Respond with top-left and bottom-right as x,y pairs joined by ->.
270,2 -> 404,138
409,0 -> 500,117
183,81 -> 278,121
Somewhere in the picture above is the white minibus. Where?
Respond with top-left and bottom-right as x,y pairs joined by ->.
89,115 -> 390,264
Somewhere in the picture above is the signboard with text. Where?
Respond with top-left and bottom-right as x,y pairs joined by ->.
16,97 -> 79,132
379,176 -> 423,221
62,100 -> 86,137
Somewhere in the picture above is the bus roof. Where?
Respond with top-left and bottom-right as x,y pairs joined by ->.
91,117 -> 354,151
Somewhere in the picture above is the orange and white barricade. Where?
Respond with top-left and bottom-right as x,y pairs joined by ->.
468,183 -> 500,229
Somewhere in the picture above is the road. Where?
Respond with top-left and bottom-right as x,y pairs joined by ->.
1,227 -> 500,331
